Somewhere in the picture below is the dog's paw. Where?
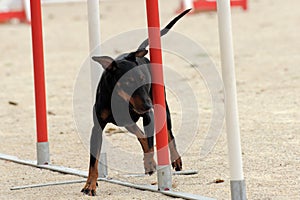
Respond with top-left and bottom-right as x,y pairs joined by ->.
144,154 -> 157,175
172,156 -> 182,171
81,181 -> 98,196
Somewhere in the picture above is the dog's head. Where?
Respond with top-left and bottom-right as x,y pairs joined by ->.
92,49 -> 153,114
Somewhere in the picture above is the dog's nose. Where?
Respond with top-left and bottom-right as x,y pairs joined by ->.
143,103 -> 153,111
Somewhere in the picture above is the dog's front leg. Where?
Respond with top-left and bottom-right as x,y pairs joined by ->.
126,120 -> 156,175
82,110 -> 106,196
142,110 -> 156,175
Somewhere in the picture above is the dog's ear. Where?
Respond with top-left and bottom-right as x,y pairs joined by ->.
92,56 -> 117,71
135,49 -> 148,58
125,49 -> 148,61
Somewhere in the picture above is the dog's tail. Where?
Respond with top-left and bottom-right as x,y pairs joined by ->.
137,9 -> 191,51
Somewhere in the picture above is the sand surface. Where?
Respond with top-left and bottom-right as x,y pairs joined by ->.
0,0 -> 299,199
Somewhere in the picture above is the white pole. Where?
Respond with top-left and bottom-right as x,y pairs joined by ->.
23,0 -> 31,22
87,0 -> 108,178
216,0 -> 246,199
183,0 -> 193,9
87,0 -> 101,56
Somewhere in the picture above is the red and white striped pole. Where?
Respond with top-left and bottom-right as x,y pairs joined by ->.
145,0 -> 172,191
30,0 -> 50,165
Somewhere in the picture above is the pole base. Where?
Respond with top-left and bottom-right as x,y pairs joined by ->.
157,165 -> 172,191
230,180 -> 247,200
36,142 -> 50,165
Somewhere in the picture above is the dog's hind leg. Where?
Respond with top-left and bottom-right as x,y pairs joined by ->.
166,103 -> 183,171
82,108 -> 106,196
125,123 -> 156,175
168,129 -> 182,171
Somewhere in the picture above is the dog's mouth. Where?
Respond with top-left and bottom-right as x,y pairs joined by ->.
133,108 -> 151,115
130,104 -> 152,115
117,87 -> 153,115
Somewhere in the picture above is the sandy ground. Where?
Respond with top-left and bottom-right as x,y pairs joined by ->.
0,0 -> 299,199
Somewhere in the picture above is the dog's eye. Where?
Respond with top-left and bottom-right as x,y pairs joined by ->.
126,78 -> 134,84
140,74 -> 145,81
123,77 -> 135,86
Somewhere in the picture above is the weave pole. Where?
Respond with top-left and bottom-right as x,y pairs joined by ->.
30,0 -> 50,165
145,0 -> 172,191
87,0 -> 108,178
24,0 -> 31,22
216,0 -> 246,199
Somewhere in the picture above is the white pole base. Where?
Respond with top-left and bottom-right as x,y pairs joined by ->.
230,180 -> 246,200
36,142 -> 50,165
157,165 -> 172,191
98,152 -> 108,178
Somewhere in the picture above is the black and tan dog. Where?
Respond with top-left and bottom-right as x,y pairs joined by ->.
81,9 -> 191,196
